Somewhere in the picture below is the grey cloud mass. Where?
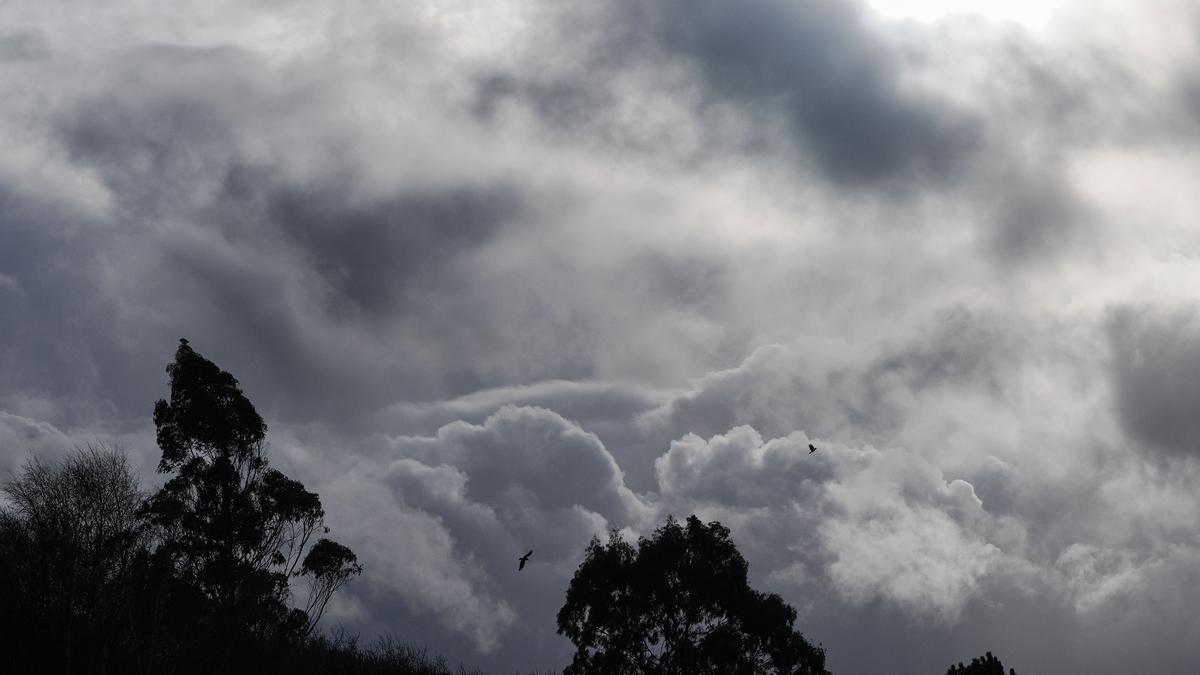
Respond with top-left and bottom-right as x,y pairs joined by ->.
620,0 -> 981,184
3,0 -> 1200,673
1110,305 -> 1200,458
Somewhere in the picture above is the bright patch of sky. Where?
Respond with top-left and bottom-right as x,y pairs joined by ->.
867,0 -> 1070,28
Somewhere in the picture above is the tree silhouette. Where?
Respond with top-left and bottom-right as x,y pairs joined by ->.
946,651 -> 1018,675
0,444 -> 147,674
557,515 -> 829,675
139,339 -> 361,664
0,340 -> 517,674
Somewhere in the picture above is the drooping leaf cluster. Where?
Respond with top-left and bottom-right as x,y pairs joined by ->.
557,514 -> 829,675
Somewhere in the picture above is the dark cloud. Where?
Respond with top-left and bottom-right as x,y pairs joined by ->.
1178,66 -> 1200,131
263,182 -> 523,315
481,0 -> 983,186
0,180 -> 150,427
472,74 -> 611,133
866,306 -> 1016,394
1,42 -> 551,424
619,250 -> 728,315
3,1 -> 1200,674
982,161 -> 1084,262
477,0 -> 1098,267
54,46 -> 257,215
634,0 -> 981,184
0,29 -> 48,62
1109,305 -> 1200,458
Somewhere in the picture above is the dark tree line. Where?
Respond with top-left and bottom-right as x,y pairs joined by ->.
0,445 -> 147,674
0,340 -> 361,675
946,651 -> 1018,675
1,339 -> 1027,674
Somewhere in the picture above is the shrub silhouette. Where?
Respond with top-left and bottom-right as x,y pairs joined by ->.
0,445 -> 147,673
557,514 -> 829,675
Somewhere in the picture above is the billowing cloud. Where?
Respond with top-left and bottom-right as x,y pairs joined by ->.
4,0 -> 1200,673
655,426 -> 1012,620
303,406 -> 650,659
389,405 -> 650,526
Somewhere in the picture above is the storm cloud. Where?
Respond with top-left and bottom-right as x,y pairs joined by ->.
1110,305 -> 1200,458
3,0 -> 1200,673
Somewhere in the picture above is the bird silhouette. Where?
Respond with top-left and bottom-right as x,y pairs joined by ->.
808,443 -> 817,454
518,550 -> 533,570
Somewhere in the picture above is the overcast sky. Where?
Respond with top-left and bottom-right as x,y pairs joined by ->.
3,1 -> 1200,673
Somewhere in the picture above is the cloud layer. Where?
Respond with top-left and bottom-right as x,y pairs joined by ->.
4,1 -> 1200,673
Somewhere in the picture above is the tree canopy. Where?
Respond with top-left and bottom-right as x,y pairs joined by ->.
946,651 -> 1018,675
140,339 -> 361,656
557,514 -> 829,675
0,445 -> 146,674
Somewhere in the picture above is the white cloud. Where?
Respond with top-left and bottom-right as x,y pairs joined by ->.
0,411 -> 75,477
654,425 -> 1012,620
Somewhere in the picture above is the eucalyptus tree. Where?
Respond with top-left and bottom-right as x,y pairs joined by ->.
140,340 -> 361,655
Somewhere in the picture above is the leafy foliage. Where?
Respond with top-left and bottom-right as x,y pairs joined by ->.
946,651 -> 1018,675
0,341 -> 367,674
139,340 -> 361,656
557,514 -> 829,675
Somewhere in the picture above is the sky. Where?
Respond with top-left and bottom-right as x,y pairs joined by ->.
2,0 -> 1200,673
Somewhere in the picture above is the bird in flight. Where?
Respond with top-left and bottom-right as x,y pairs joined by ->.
808,443 -> 817,454
518,550 -> 533,571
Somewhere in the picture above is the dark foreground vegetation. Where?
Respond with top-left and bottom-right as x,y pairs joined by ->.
0,341 -> 459,674
0,340 -> 1020,674
946,651 -> 1018,675
558,516 -> 829,674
